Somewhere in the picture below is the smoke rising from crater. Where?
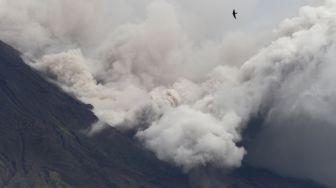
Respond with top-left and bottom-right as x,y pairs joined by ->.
1,0 -> 336,187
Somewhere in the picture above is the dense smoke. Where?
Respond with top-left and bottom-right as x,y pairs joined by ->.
1,0 -> 335,187
246,1 -> 336,187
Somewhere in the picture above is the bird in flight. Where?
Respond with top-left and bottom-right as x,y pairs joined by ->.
233,9 -> 238,19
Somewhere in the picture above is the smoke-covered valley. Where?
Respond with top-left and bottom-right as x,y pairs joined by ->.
0,0 -> 335,187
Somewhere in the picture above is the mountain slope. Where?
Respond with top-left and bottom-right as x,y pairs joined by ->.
0,41 -> 189,188
0,41 -> 327,188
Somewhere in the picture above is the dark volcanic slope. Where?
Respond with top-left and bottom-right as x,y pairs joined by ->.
0,41 -> 327,188
0,41 -> 189,188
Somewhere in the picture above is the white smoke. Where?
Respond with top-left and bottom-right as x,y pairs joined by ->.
32,1 -> 249,170
244,1 -> 336,187
2,0 -> 336,187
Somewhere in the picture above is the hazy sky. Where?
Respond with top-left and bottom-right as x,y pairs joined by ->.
171,0 -> 313,40
86,0 -> 313,42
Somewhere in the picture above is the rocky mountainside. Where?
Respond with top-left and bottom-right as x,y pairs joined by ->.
0,41 -> 327,188
0,41 -> 189,188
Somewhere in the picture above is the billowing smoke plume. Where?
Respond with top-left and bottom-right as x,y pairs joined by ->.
245,1 -> 336,187
32,1 -> 250,170
1,0 -> 336,187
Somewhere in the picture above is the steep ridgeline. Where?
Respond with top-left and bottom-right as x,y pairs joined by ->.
0,41 -> 190,188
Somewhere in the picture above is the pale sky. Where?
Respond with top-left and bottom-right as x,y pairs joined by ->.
95,0 -> 313,42
167,0 -> 313,41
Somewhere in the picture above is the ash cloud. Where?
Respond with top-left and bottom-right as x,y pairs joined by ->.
1,0 -> 336,187
1,0 -> 255,170
245,1 -> 336,187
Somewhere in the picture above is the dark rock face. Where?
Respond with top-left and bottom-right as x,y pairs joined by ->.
0,41 -> 327,188
0,41 -> 189,188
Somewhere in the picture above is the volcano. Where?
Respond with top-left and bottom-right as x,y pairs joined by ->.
0,41 -> 325,188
